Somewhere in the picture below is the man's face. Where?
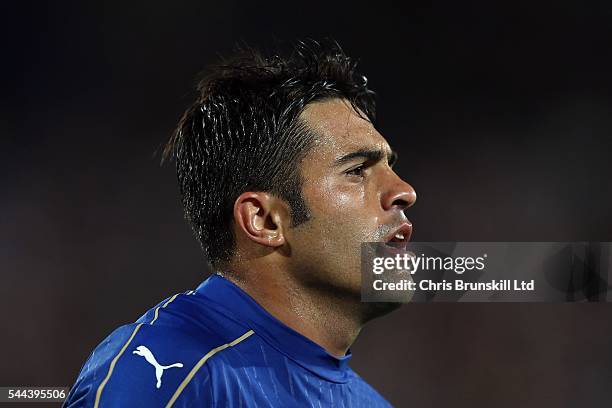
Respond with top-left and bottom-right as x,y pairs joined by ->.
284,98 -> 416,302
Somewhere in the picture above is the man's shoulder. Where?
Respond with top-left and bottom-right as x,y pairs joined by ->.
133,290 -> 240,330
64,291 -> 256,407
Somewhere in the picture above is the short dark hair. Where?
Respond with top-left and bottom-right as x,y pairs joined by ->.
163,39 -> 376,266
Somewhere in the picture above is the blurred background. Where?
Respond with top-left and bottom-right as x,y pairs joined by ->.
2,1 -> 612,406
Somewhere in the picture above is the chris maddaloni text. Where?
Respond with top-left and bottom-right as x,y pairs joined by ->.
372,279 -> 535,291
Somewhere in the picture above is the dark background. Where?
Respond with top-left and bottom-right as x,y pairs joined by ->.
2,1 -> 612,407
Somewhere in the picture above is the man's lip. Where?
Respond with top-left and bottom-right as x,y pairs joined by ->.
384,222 -> 413,244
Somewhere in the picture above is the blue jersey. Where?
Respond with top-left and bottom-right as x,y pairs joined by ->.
64,274 -> 392,407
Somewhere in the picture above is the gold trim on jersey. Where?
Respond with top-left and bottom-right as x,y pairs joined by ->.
150,293 -> 180,325
93,293 -> 180,408
165,329 -> 255,408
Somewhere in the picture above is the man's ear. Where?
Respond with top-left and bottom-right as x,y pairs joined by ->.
233,192 -> 287,248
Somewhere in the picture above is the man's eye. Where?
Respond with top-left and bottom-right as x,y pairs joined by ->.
346,165 -> 365,177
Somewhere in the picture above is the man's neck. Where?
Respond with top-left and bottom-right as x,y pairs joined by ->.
220,266 -> 362,358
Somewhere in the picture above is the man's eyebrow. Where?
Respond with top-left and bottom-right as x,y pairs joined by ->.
333,148 -> 398,167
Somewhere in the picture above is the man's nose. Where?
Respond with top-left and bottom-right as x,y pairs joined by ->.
381,172 -> 417,213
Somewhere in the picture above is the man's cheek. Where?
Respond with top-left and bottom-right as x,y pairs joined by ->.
328,189 -> 365,213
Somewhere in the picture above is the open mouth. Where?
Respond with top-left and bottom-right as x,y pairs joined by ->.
383,223 -> 413,252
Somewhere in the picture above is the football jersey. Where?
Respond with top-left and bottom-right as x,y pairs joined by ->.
64,273 -> 392,407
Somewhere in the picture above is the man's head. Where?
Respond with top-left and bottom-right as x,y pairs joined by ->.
165,40 -> 415,307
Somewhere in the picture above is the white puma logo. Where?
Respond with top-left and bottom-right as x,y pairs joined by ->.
133,345 -> 184,389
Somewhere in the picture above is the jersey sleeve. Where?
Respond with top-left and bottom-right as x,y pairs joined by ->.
63,323 -> 215,407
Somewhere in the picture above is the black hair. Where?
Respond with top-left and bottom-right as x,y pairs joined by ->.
163,39 -> 376,266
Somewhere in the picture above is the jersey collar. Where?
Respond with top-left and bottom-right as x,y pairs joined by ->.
195,273 -> 353,383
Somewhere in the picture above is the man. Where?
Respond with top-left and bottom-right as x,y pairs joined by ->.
64,40 -> 416,407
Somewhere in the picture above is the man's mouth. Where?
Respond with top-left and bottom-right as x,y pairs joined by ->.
383,222 -> 413,251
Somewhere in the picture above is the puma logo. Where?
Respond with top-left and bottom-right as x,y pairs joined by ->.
133,345 -> 184,389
